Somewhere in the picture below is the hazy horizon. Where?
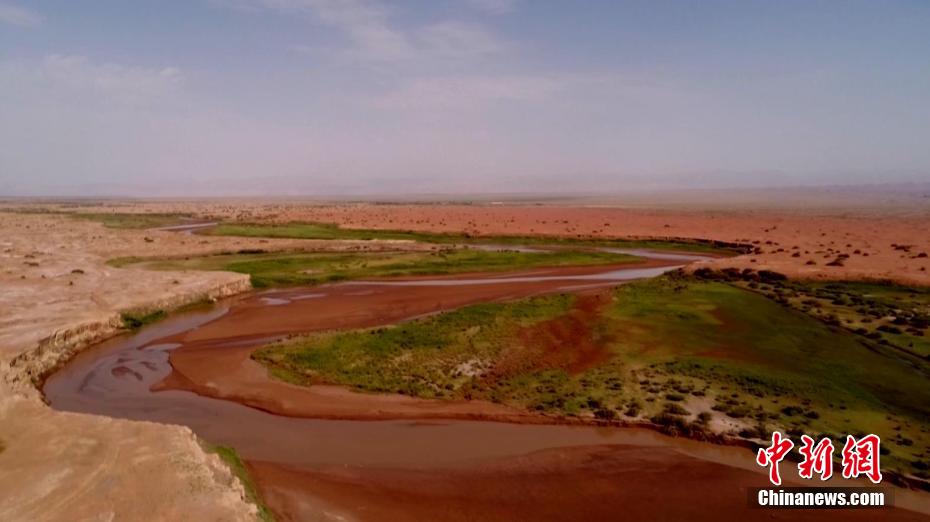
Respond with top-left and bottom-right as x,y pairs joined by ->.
2,1 -> 930,196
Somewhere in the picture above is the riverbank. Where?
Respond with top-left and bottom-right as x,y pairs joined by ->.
44,254 -> 930,520
0,211 -> 426,521
162,268 -> 930,484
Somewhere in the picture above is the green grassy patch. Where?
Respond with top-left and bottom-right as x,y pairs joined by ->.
255,293 -> 574,398
206,222 -> 744,254
208,444 -> 275,522
113,248 -> 640,288
766,280 -> 929,358
255,274 -> 930,478
210,222 -> 416,241
690,269 -> 930,359
604,276 -> 930,475
120,309 -> 167,329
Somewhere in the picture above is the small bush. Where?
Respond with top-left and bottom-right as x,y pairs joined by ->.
663,402 -> 689,415
121,309 -> 166,329
757,270 -> 787,282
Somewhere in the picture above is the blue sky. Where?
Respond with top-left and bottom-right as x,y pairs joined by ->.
1,0 -> 928,196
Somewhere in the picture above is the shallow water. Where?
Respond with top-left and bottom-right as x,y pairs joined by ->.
346,265 -> 678,286
152,221 -> 218,234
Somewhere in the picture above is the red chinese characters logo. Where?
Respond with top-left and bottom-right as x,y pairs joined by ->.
756,432 -> 883,485
841,434 -> 883,484
756,431 -> 794,486
797,435 -> 834,480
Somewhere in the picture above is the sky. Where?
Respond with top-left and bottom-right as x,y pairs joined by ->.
1,0 -> 929,196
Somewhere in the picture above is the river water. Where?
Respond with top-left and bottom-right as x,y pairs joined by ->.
43,250 -> 926,521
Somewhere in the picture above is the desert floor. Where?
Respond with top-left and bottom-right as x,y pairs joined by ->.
22,196 -> 929,284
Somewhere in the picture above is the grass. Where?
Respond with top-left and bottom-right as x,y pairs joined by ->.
688,267 -> 930,357
754,279 -> 930,358
112,248 -> 640,288
256,293 -> 575,397
208,444 -> 275,522
206,222 -> 745,254
255,274 -> 930,479
120,309 -> 167,329
117,298 -> 221,330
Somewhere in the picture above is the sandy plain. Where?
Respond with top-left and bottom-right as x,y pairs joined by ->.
15,196 -> 928,284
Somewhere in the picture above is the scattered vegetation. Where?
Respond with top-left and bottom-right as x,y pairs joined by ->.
691,268 -> 930,359
70,212 -> 195,229
207,444 -> 275,522
206,222 -> 746,254
255,274 -> 930,479
256,294 -> 575,396
111,248 -> 640,288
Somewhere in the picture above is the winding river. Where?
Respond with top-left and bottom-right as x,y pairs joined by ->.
43,248 -> 927,521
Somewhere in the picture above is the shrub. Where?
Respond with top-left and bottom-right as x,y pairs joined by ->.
757,270 -> 787,282
664,402 -> 689,415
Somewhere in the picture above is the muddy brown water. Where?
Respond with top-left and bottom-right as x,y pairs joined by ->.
43,254 -> 929,521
